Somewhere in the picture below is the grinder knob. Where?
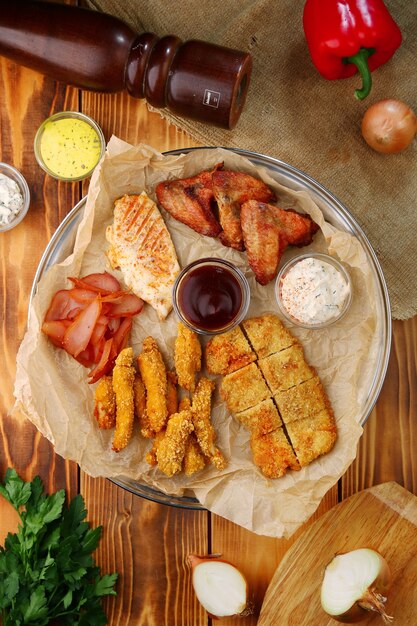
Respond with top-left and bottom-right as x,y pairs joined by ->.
0,0 -> 252,129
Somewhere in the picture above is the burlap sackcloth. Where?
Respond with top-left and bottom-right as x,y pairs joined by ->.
87,0 -> 416,320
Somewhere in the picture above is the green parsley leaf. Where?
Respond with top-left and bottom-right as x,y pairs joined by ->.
0,468 -> 32,509
0,470 -> 118,625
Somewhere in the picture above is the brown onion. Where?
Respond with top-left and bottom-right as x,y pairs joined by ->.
361,99 -> 417,153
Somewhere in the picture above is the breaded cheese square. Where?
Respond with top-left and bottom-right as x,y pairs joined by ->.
258,344 -> 315,393
250,428 -> 301,478
274,376 -> 331,424
205,325 -> 256,375
242,314 -> 296,359
235,398 -> 282,437
286,409 -> 337,467
220,362 -> 270,413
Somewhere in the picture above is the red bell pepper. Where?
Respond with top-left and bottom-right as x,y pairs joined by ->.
303,0 -> 402,100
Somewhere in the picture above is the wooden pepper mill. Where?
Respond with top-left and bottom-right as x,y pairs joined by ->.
0,0 -> 252,129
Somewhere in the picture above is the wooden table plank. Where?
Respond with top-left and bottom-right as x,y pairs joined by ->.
0,60 -> 80,521
342,317 -> 417,498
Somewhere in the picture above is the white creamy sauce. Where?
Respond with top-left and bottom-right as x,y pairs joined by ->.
280,257 -> 350,325
0,173 -> 24,225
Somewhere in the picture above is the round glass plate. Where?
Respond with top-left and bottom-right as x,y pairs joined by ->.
30,147 -> 391,510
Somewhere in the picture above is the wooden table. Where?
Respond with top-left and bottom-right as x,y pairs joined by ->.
1,52 -> 416,626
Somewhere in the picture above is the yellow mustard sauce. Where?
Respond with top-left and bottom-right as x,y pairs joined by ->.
39,118 -> 102,179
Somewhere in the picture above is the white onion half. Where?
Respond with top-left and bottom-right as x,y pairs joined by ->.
321,548 -> 393,623
188,554 -> 250,618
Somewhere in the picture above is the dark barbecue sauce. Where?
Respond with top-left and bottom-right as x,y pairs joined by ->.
178,264 -> 243,331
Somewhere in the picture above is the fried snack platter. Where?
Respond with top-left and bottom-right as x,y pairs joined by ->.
15,139 -> 391,537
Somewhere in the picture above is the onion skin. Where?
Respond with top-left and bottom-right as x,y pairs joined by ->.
187,554 -> 252,619
361,99 -> 417,154
321,549 -> 392,624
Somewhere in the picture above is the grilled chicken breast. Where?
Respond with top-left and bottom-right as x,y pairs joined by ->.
106,192 -> 180,319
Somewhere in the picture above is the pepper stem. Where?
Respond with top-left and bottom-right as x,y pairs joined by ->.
345,48 -> 375,100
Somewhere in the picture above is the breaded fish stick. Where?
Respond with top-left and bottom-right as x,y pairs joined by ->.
137,337 -> 168,433
94,375 -> 116,429
112,347 -> 136,452
174,322 -> 202,392
156,409 -> 194,477
191,377 -> 226,470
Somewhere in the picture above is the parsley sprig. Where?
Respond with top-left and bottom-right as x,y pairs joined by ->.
0,469 -> 117,625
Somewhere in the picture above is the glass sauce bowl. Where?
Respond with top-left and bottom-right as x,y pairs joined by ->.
172,257 -> 250,335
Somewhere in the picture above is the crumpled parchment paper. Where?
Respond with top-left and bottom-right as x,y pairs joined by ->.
14,137 -> 382,537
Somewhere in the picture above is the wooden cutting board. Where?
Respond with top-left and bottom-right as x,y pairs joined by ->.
258,482 -> 417,625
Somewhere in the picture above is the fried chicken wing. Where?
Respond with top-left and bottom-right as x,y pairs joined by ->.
241,200 -> 319,285
94,375 -> 116,429
112,347 -> 136,452
191,377 -> 226,470
174,322 -> 202,392
137,337 -> 168,433
212,169 -> 276,250
156,409 -> 194,477
240,200 -> 282,285
269,206 -> 319,247
156,164 -> 223,238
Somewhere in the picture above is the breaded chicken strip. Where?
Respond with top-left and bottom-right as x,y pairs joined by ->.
174,322 -> 202,392
134,373 -> 154,439
166,371 -> 179,416
191,377 -> 226,470
137,337 -> 168,433
112,347 -> 136,452
94,375 -> 116,429
156,409 -> 194,477
179,397 -> 207,476
146,389 -> 183,466
145,430 -> 166,466
184,433 -> 206,476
